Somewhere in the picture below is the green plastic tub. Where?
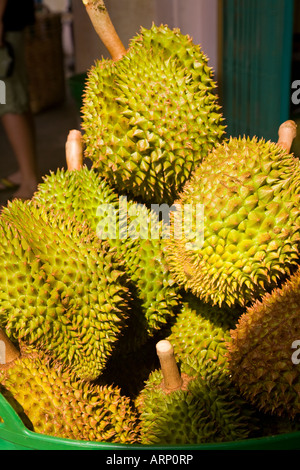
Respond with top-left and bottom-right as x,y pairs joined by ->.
0,392 -> 300,450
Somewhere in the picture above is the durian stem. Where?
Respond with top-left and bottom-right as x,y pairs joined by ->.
82,0 -> 126,61
156,340 -> 183,391
277,120 -> 297,153
66,129 -> 83,171
0,329 -> 20,365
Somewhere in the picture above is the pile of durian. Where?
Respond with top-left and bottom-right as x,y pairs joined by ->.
0,0 -> 299,446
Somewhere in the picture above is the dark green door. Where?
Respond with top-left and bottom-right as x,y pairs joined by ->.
222,0 -> 294,142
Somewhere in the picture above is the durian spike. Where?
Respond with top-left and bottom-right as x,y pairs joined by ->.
0,329 -> 20,365
66,129 -> 83,171
156,340 -> 183,391
277,120 -> 297,153
82,0 -> 126,61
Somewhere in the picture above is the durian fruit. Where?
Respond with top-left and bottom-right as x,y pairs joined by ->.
81,0 -> 225,205
0,199 -> 131,381
33,166 -> 118,238
226,266 -> 300,419
167,293 -> 242,378
136,340 -> 259,445
165,126 -> 300,308
99,293 -> 239,400
0,336 -> 140,443
116,199 -> 180,337
33,166 -> 181,346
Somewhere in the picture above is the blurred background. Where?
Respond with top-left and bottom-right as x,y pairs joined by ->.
0,0 -> 299,204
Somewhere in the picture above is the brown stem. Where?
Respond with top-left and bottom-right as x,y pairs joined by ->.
277,120 -> 297,153
82,0 -> 126,61
0,329 -> 20,365
66,129 -> 83,171
156,340 -> 183,391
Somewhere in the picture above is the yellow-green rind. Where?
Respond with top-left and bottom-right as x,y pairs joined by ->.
227,267 -> 300,419
136,361 -> 259,445
0,199 -> 131,380
82,24 -> 225,205
167,293 -> 242,378
33,167 -> 181,342
166,137 -> 300,307
0,345 -> 140,443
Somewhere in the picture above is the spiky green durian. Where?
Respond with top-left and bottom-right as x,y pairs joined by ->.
165,136 -> 300,307
0,199 -> 131,380
226,267 -> 300,419
167,293 -> 242,378
33,166 -> 119,239
117,201 -> 180,337
98,294 -> 240,400
0,344 -> 140,443
33,167 -> 180,344
136,359 -> 258,445
82,24 -> 225,205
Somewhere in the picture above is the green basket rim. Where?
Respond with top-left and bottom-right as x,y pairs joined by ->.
1,392 -> 300,450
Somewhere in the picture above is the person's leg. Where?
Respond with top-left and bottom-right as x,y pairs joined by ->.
0,110 -> 38,199
0,30 -> 39,199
